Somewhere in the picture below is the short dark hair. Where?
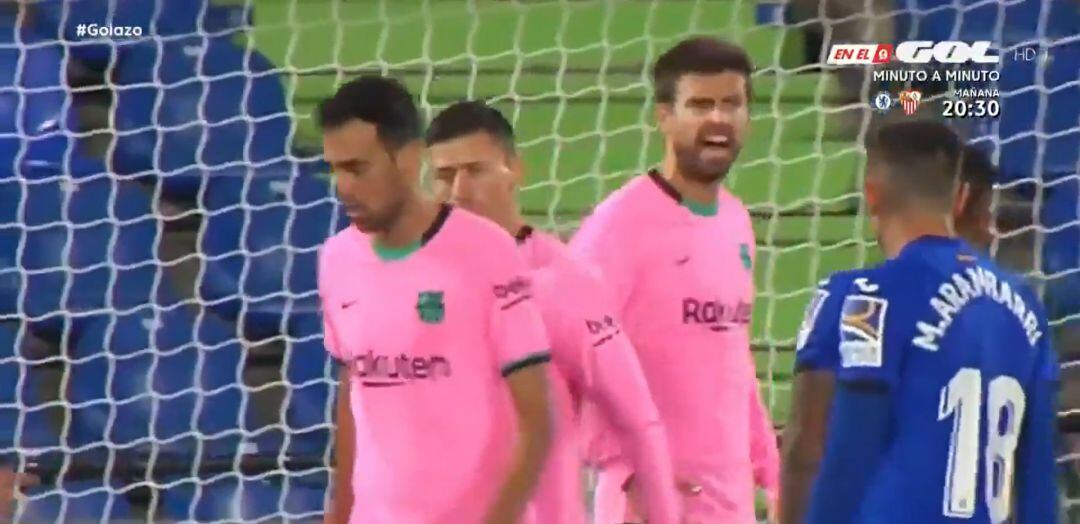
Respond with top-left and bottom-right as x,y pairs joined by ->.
425,100 -> 516,154
866,121 -> 965,210
652,37 -> 754,104
316,76 -> 421,151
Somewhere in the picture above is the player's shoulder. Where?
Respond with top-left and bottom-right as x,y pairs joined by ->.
522,228 -> 571,268
579,174 -> 655,230
984,255 -> 1040,302
716,184 -> 752,222
443,206 -> 520,251
537,253 -> 607,296
816,267 -> 874,294
795,268 -> 874,355
319,225 -> 366,268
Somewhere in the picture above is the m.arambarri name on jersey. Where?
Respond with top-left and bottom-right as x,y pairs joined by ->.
912,265 -> 1043,351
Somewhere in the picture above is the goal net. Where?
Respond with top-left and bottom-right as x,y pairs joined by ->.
1,0 -> 1077,522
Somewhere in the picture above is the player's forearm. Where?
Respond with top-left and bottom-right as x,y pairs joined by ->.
779,420 -> 823,523
778,451 -> 820,524
326,374 -> 355,524
619,422 -> 681,524
485,415 -> 552,524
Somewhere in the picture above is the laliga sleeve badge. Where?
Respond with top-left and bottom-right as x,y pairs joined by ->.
872,91 -> 893,114
839,294 -> 888,368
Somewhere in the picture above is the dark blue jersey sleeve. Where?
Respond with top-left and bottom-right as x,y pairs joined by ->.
834,269 -> 910,389
794,272 -> 861,372
805,382 -> 893,524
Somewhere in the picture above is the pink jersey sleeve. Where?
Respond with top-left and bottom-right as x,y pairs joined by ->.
569,210 -> 637,315
317,244 -> 346,361
487,240 -> 552,374
587,327 -> 680,524
749,385 -> 780,504
574,286 -> 679,524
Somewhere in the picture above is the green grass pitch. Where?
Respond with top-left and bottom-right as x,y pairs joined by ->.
242,0 -> 885,423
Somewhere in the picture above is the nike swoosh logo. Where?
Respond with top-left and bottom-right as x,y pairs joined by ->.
675,256 -> 691,266
342,300 -> 358,309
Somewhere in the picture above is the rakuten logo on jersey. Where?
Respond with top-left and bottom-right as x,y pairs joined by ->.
682,299 -> 752,332
827,41 -> 999,65
354,350 -> 453,387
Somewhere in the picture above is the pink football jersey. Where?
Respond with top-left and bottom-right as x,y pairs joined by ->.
570,171 -> 779,523
517,227 -> 680,524
319,205 -> 551,524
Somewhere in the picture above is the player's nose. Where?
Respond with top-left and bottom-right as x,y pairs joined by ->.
450,170 -> 473,199
704,106 -> 732,125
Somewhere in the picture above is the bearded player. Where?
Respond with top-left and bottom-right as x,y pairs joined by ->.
425,100 -> 681,524
779,141 -> 1005,523
317,77 -> 554,524
569,37 -> 780,523
804,121 -> 1058,523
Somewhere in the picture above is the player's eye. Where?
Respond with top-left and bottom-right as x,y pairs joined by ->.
687,98 -> 714,111
721,96 -> 745,109
435,168 -> 456,184
468,163 -> 491,176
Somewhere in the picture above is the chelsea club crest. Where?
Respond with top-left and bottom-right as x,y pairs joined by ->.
872,91 -> 893,114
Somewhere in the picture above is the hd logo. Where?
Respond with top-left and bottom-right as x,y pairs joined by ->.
839,294 -> 888,368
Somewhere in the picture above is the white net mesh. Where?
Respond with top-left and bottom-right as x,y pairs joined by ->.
0,0 -> 1077,522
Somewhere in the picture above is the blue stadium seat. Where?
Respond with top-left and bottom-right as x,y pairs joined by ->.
17,481 -> 136,523
0,174 -> 181,337
111,34 -> 294,199
896,0 -> 1080,43
281,315 -> 337,455
989,38 -> 1079,184
199,169 -> 346,339
0,160 -> 109,321
1042,179 -> 1080,327
160,470 -> 327,522
0,322 -> 58,455
0,20 -> 84,181
29,0 -> 252,70
66,307 -> 246,457
1,321 -> 138,521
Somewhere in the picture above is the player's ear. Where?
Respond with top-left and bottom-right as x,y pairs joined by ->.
507,154 -> 526,188
864,176 -> 884,217
953,181 -> 972,223
395,140 -> 424,184
655,103 -> 674,134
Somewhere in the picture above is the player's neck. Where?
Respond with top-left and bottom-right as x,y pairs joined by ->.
375,195 -> 441,249
879,213 -> 955,258
492,206 -> 527,239
661,158 -> 719,207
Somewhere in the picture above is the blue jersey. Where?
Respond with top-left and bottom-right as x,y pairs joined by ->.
807,236 -> 1060,524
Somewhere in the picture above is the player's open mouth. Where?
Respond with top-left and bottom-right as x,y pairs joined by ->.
700,135 -> 732,151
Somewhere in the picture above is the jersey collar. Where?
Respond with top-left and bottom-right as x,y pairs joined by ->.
647,169 -> 719,217
372,203 -> 453,261
514,225 -> 535,245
